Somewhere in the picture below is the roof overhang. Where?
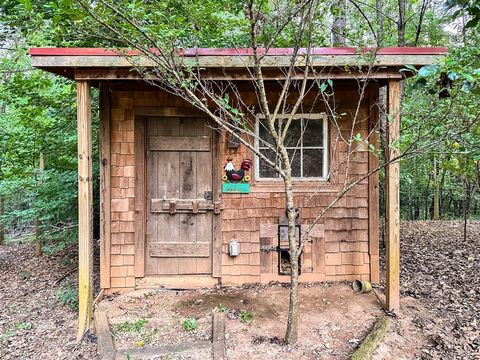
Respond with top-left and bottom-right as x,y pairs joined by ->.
29,47 -> 447,81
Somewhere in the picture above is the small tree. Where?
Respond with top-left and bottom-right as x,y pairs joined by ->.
73,0 -> 478,344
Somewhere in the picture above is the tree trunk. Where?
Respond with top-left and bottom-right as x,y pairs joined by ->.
282,151 -> 300,344
376,0 -> 384,47
463,181 -> 474,242
35,152 -> 44,257
433,157 -> 440,220
0,196 -> 4,245
397,0 -> 406,46
331,0 -> 347,46
285,250 -> 300,344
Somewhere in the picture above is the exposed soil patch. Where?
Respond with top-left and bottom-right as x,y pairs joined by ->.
0,242 -> 98,360
100,283 -> 385,359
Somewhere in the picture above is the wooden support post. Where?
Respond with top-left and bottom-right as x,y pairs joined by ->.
368,85 -> 380,284
99,84 -> 111,289
386,79 -> 401,313
76,81 -> 93,340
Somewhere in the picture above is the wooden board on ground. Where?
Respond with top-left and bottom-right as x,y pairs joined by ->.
94,310 -> 115,360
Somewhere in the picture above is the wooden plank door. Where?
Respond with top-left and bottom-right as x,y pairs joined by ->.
146,117 -> 213,275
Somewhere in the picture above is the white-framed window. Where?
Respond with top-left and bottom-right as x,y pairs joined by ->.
254,113 -> 328,179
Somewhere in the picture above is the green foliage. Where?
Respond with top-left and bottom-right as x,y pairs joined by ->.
239,310 -> 253,323
19,271 -> 32,280
55,284 -> 78,310
446,0 -> 480,28
114,319 -> 148,333
15,322 -> 33,330
182,317 -> 198,331
0,330 -> 16,342
216,304 -> 227,313
0,0 -> 479,248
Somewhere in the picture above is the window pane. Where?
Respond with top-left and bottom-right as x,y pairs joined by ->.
303,118 -> 324,147
259,149 -> 279,178
287,149 -> 301,177
282,119 -> 302,148
258,122 -> 275,147
303,149 -> 324,177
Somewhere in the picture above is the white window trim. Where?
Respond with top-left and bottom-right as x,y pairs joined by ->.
254,113 -> 329,181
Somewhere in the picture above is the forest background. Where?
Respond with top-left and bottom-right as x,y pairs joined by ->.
0,0 -> 479,251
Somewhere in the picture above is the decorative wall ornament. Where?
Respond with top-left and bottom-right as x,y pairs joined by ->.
221,157 -> 252,193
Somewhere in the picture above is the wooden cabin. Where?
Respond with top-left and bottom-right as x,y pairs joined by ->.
30,47 -> 446,336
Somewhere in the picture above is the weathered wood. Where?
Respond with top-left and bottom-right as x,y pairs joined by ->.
136,275 -> 219,289
178,118 -> 200,275
134,117 -> 146,278
94,310 -> 115,360
368,84 -> 380,284
150,242 -> 210,258
146,117 -> 213,276
150,199 -> 214,213
312,237 -> 326,274
350,315 -> 391,360
212,312 -> 226,360
135,106 -> 205,117
386,79 -> 401,313
99,83 -> 111,289
211,126 -> 222,278
32,53 -> 446,69
76,81 -> 93,340
149,136 -> 210,152
74,68 -> 404,81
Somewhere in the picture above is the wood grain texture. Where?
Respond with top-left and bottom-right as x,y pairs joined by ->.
76,81 -> 93,340
99,83 -> 111,289
150,242 -> 210,257
149,136 -> 210,152
136,275 -> 219,289
94,310 -> 115,360
212,126 -> 222,278
368,85 -> 380,284
146,117 -> 213,275
32,53 -> 446,69
74,68 -> 404,81
212,312 -> 226,360
134,117 -> 146,277
386,80 -> 401,313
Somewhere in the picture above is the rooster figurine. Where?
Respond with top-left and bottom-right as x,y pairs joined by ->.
223,158 -> 252,182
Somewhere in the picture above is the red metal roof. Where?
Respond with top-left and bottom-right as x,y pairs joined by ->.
29,47 -> 448,57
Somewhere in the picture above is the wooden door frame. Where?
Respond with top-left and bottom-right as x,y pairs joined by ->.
133,109 -> 222,279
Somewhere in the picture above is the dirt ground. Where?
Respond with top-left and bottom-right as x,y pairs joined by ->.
377,220 -> 480,359
0,220 -> 479,359
100,283 -> 385,359
0,243 -> 97,359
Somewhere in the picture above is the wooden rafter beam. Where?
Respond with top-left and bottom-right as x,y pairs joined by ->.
77,81 -> 94,340
386,79 -> 401,313
72,68 -> 404,81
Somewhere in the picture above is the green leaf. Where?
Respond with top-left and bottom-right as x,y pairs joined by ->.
418,65 -> 439,77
